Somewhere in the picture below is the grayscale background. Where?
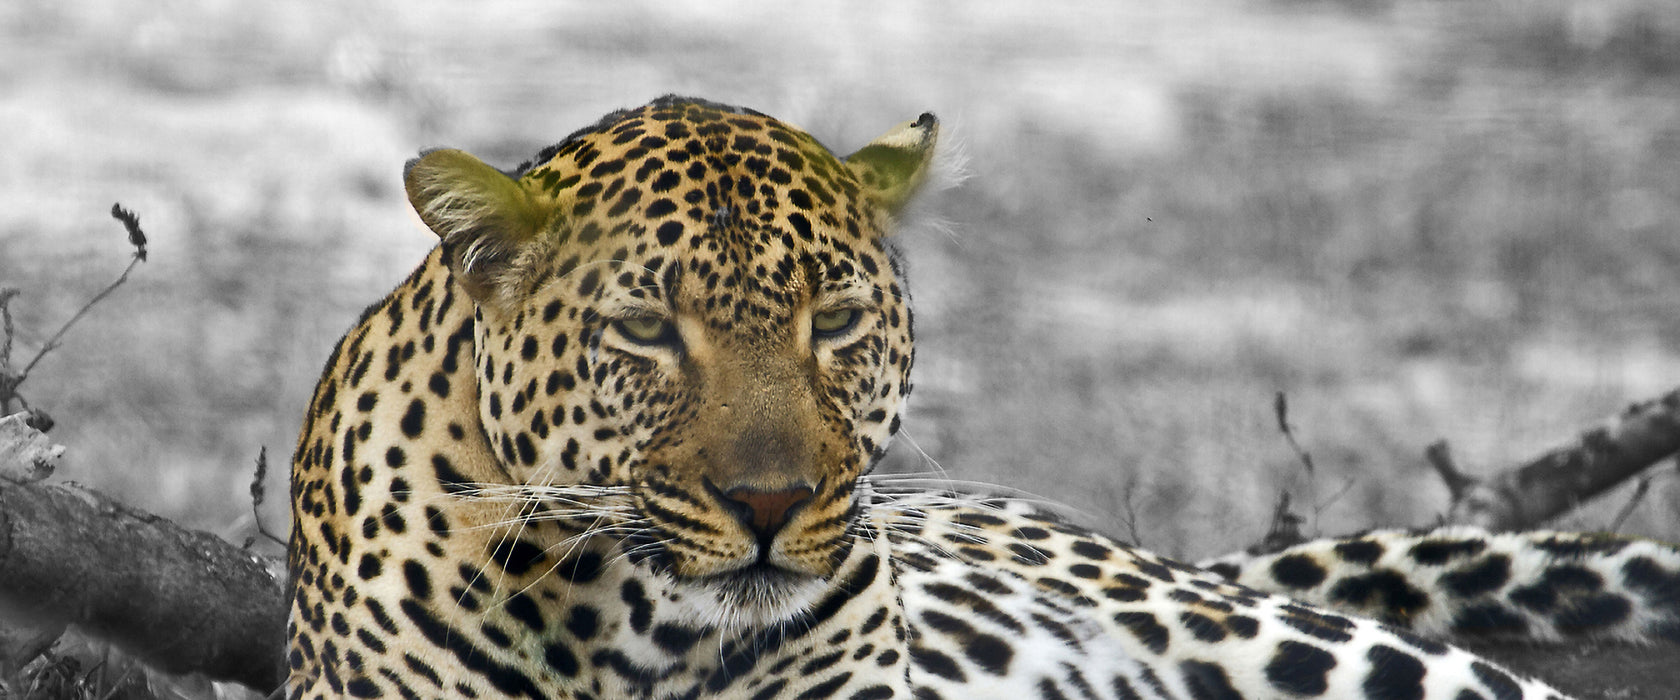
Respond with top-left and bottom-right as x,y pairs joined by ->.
3,0 -> 1677,566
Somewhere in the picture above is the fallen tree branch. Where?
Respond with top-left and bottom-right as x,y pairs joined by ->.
1225,386 -> 1680,561
1445,386 -> 1680,530
0,420 -> 285,690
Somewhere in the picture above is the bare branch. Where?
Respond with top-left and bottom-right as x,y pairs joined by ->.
1448,387 -> 1680,529
109,202 -> 148,261
0,420 -> 285,691
0,413 -> 62,483
0,288 -> 16,370
1424,439 -> 1478,502
1273,392 -> 1316,477
1259,490 -> 1307,554
249,447 -> 286,549
1116,474 -> 1144,547
13,204 -> 150,388
1607,475 -> 1654,533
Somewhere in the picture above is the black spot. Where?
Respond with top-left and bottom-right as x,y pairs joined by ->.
1225,614 -> 1260,639
488,538 -> 546,577
1008,543 -> 1051,566
379,502 -> 406,533
1410,538 -> 1487,565
1204,562 -> 1239,580
1265,640 -> 1336,695
1470,661 -> 1524,700
1452,603 -> 1529,637
1036,678 -> 1070,700
515,433 -> 537,465
622,579 -> 654,634
952,512 -> 1007,527
1441,554 -> 1512,597
1555,592 -> 1633,633
1271,553 -> 1329,589
345,678 -> 381,697
651,623 -> 702,655
557,550 -> 604,583
480,622 -> 512,648
962,633 -> 1012,676
909,647 -> 964,682
1363,645 -> 1425,700
355,628 -> 385,655
1179,611 -> 1227,643
1068,563 -> 1101,579
1534,533 -> 1630,557
400,399 -> 425,438
503,592 -> 545,632
423,505 -> 450,538
543,642 -> 579,677
401,653 -> 442,689
357,553 -> 382,580
566,604 -> 599,640
365,599 -> 400,635
860,606 -> 890,635
1509,564 -> 1604,613
1334,539 -> 1386,565
1328,570 -> 1430,625
1622,555 -> 1680,599
402,560 -> 431,599
646,198 -> 678,218
801,649 -> 846,676
1110,674 -> 1144,700
653,219 -> 683,246
1180,660 -> 1241,700
1012,526 -> 1051,541
788,212 -> 813,240
431,455 -> 471,495
795,672 -> 853,699
1113,612 -> 1169,654
340,457 -> 362,515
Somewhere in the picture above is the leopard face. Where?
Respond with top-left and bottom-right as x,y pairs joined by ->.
402,96 -> 937,625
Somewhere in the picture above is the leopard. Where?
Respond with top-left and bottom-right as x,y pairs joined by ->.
286,95 -> 1679,700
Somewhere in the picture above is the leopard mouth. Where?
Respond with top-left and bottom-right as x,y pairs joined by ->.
711,559 -> 815,590
680,562 -> 829,630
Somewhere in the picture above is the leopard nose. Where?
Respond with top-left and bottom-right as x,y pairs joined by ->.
709,481 -> 815,541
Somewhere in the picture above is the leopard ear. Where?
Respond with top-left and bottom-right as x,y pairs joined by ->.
844,113 -> 940,215
404,148 -> 552,304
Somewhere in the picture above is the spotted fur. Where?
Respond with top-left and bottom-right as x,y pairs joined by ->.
1200,526 -> 1680,645
288,96 -> 1598,700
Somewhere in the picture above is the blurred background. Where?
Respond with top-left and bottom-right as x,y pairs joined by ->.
2,0 -> 1677,562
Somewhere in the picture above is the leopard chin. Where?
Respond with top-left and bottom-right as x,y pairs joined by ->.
671,563 -> 829,633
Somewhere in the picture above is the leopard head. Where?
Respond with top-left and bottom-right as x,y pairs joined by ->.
402,97 -> 938,624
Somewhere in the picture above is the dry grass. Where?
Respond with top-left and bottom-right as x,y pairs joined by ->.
3,0 -> 1677,573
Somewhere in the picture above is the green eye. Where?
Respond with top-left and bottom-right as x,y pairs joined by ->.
812,308 -> 861,337
613,317 -> 677,345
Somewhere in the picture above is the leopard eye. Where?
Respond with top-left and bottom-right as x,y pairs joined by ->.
612,317 -> 678,346
811,308 -> 861,338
